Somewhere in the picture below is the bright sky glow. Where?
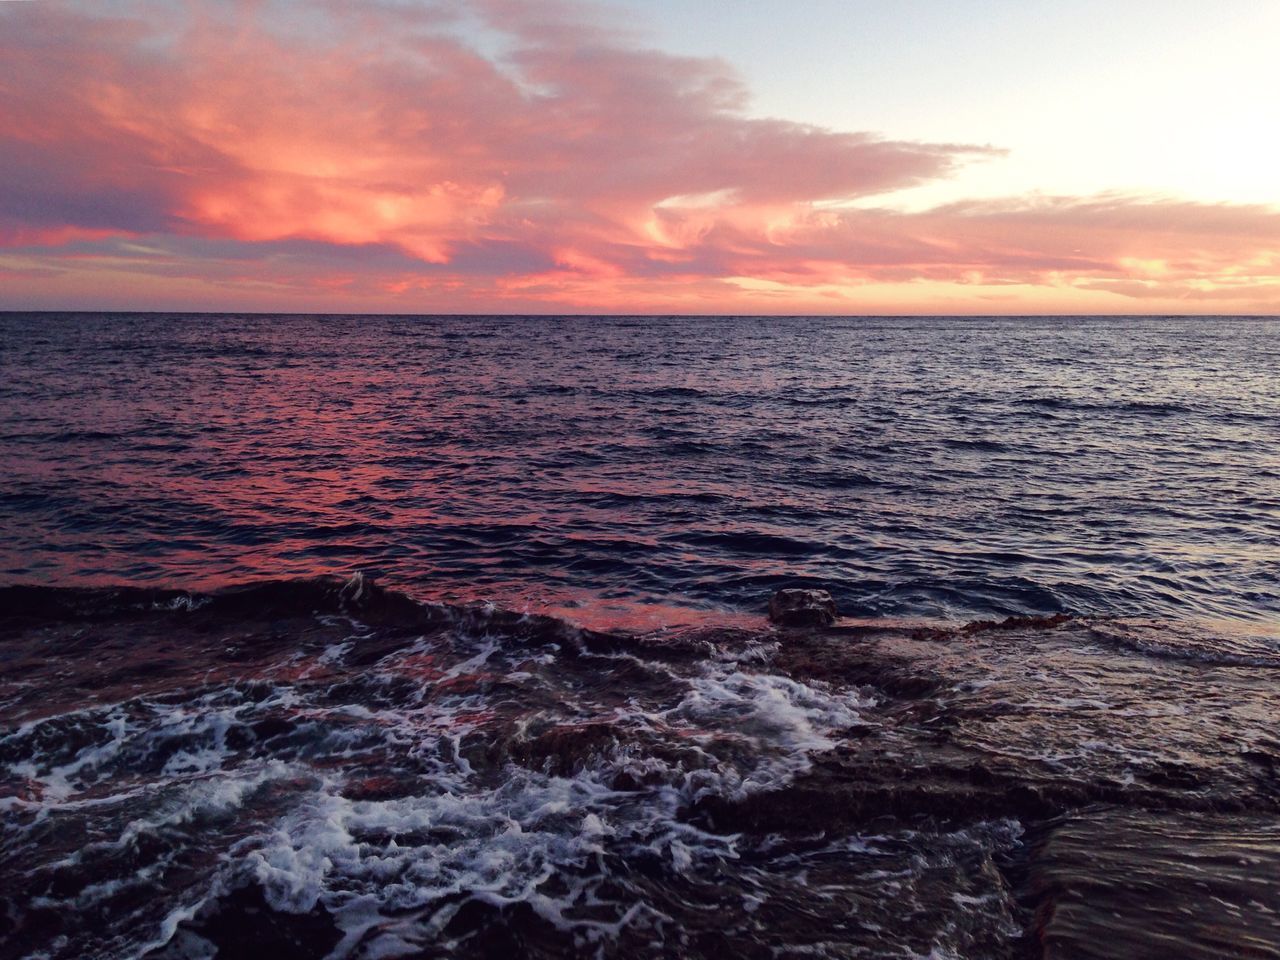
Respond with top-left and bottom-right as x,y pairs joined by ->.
1,0 -> 1277,314
625,0 -> 1280,208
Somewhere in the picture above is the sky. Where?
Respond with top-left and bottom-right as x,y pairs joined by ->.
1,0 -> 1278,314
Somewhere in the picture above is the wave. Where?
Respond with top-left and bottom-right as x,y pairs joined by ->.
1086,619 -> 1280,667
1014,396 -> 1194,416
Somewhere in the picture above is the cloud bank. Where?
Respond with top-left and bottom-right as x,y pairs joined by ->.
1,0 -> 1277,312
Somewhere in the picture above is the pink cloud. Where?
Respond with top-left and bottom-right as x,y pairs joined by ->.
1,0 -> 1278,312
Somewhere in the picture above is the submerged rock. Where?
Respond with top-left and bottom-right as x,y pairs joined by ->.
768,588 -> 837,627
152,884 -> 343,960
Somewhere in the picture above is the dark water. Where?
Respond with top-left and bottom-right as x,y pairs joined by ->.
2,314 -> 1279,960
2,314 -> 1277,628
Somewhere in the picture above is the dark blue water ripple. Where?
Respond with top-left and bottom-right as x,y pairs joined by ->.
1,313 -> 1277,628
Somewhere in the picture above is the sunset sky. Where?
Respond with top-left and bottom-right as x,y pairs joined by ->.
2,0 -> 1278,314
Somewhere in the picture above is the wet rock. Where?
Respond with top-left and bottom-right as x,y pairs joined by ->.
513,721 -> 629,775
341,774 -> 419,801
153,884 -> 343,960
768,588 -> 837,627
961,612 -> 1072,634
442,899 -> 574,958
1025,810 -> 1280,960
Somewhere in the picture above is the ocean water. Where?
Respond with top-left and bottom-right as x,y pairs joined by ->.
1,313 -> 1277,629
1,314 -> 1279,960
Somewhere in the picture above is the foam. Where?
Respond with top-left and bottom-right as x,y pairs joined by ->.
2,614 -> 883,958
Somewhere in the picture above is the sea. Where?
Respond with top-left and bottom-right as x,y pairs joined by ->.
0,313 -> 1277,959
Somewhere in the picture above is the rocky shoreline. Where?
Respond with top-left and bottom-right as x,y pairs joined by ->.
1,578 -> 1277,959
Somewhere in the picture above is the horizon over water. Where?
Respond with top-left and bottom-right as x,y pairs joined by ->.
2,311 -> 1279,960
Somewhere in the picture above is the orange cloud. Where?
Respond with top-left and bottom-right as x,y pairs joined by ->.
1,1 -> 1277,313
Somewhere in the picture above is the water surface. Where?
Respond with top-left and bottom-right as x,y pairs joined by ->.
2,314 -> 1278,959
2,313 -> 1276,631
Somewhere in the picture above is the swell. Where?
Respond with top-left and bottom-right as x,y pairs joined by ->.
1013,396 -> 1196,416
0,576 -> 427,627
0,576 -> 652,683
3,575 -> 1276,670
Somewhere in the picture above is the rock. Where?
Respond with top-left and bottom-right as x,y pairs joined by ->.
960,612 -> 1072,634
154,884 -> 343,960
768,588 -> 837,627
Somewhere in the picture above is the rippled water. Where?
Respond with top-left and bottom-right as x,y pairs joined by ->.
2,313 -> 1278,632
2,314 -> 1279,958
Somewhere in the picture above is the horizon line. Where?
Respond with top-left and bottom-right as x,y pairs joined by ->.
3,310 -> 1279,320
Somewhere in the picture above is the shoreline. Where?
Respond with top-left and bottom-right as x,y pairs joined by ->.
3,574 -> 1279,957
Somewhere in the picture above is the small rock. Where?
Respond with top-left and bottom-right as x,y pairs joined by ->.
768,588 -> 837,627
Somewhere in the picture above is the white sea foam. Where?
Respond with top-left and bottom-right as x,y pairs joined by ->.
2,618 -> 885,959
